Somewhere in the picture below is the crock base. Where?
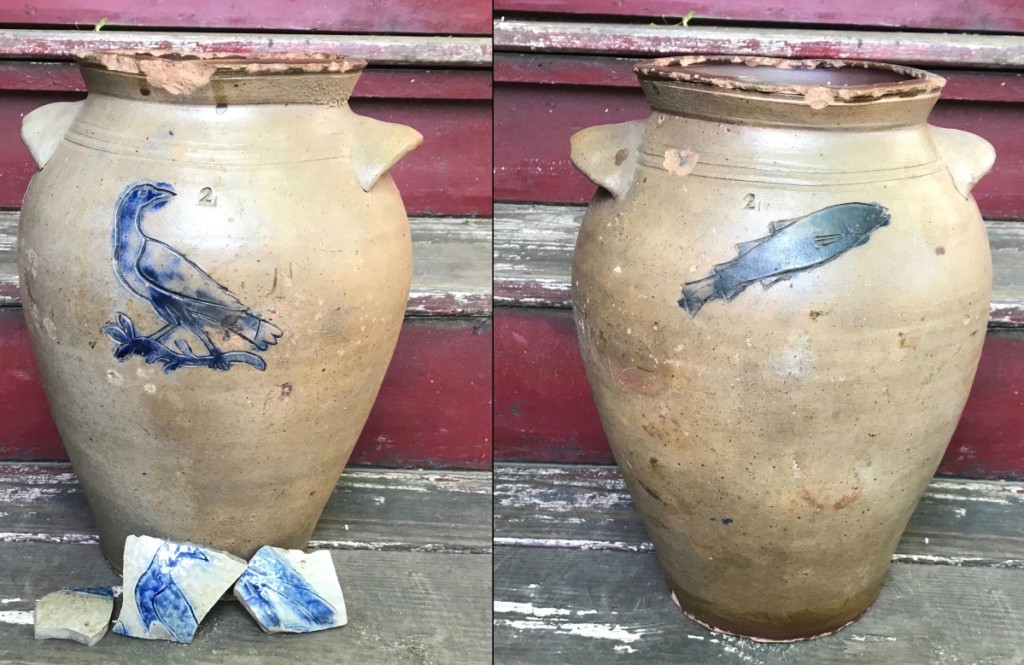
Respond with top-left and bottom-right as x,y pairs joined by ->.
670,590 -> 875,643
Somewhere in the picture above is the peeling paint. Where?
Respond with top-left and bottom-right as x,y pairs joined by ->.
495,618 -> 646,645
0,610 -> 33,625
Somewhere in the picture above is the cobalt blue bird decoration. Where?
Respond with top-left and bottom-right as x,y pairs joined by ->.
103,181 -> 282,372
235,548 -> 338,632
128,542 -> 208,643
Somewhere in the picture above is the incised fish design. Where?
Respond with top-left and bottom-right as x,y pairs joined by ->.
679,203 -> 891,316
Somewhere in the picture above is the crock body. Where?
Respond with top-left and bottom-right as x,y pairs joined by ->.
18,53 -> 420,570
570,57 -> 994,640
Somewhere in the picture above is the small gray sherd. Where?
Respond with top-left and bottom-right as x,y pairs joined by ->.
234,546 -> 348,633
35,587 -> 115,646
112,535 -> 247,643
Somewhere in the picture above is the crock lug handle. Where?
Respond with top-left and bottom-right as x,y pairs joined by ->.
350,114 -> 424,192
930,125 -> 996,199
569,119 -> 646,198
21,100 -> 85,169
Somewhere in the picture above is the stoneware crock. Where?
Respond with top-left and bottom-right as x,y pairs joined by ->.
18,51 -> 422,571
569,56 -> 995,641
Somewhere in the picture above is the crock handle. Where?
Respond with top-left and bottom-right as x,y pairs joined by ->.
569,120 -> 646,198
21,100 -> 85,169
350,114 -> 424,192
930,126 -> 996,199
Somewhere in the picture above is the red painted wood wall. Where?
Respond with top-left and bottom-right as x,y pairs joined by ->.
0,2 -> 493,469
492,5 -> 1024,479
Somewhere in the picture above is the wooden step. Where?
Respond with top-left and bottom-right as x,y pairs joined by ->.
1,212 -> 493,315
495,203 -> 1024,327
493,0 -> 1024,34
493,308 -> 1024,478
0,1 -> 491,35
0,310 -> 494,468
0,29 -> 492,67
493,19 -> 1024,68
0,463 -> 492,663
494,462 -> 1024,663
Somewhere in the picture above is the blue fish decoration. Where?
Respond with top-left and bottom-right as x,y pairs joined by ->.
679,203 -> 891,316
103,181 -> 283,372
234,547 -> 345,633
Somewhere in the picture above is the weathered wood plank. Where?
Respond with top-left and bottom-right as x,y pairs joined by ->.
494,204 -> 1024,326
494,546 -> 1024,664
0,312 -> 493,469
0,213 -> 491,314
0,544 -> 491,663
494,464 -> 1024,565
493,0 -> 1024,34
407,217 -> 492,316
0,61 -> 494,99
0,29 -> 492,66
1,464 -> 492,552
493,20 -> 1024,69
494,308 -> 1024,480
0,93 -> 492,216
494,53 -> 1024,103
493,85 -> 1024,219
0,0 -> 491,35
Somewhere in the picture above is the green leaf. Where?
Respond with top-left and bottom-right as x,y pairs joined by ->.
682,11 -> 696,26
93,17 -> 108,31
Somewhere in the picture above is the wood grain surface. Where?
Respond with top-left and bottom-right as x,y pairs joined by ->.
493,85 -> 1024,220
1,213 -> 491,313
0,29 -> 492,66
494,53 -> 1024,102
494,20 -> 1024,69
493,0 -> 1024,34
0,464 -> 492,663
493,204 -> 1024,326
494,308 -> 1024,479
0,94 -> 493,216
0,312 -> 493,469
494,463 -> 1024,664
495,547 -> 1024,664
494,464 -> 1024,564
0,0 -> 492,35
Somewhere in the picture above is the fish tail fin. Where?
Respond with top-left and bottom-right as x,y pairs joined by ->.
679,275 -> 720,316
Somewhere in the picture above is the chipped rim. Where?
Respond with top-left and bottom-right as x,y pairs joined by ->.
75,50 -> 367,74
635,55 -> 945,103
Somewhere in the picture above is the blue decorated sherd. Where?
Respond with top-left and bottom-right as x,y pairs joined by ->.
113,535 -> 246,643
234,546 -> 348,634
34,587 -> 116,646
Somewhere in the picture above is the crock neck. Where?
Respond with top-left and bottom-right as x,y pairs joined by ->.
76,51 -> 367,106
635,56 -> 944,130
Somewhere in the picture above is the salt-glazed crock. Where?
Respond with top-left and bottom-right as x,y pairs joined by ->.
569,56 -> 995,641
18,52 -> 422,571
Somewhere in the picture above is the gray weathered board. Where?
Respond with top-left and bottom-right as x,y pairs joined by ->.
0,30 -> 492,67
0,463 -> 492,663
494,463 -> 1024,664
493,20 -> 1024,69
494,203 -> 1024,327
0,212 -> 492,316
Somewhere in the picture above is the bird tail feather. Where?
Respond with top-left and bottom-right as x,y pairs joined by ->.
228,313 -> 283,351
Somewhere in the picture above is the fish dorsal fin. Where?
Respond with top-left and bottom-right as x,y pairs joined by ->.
814,233 -> 843,248
734,238 -> 762,255
769,218 -> 799,234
